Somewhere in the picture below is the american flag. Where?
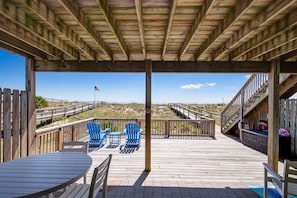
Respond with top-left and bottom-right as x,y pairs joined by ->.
94,86 -> 100,91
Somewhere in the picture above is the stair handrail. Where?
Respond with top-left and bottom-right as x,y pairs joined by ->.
221,73 -> 290,133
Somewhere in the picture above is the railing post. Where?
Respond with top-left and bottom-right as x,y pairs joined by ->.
58,127 -> 63,151
239,89 -> 244,142
137,119 -> 141,129
210,120 -> 216,138
72,125 -> 76,141
51,109 -> 54,122
165,120 -> 169,137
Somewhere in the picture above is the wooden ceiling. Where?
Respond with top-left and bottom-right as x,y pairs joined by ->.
1,0 -> 297,71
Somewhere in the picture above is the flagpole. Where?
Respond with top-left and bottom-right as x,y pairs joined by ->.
94,86 -> 100,107
94,87 -> 96,107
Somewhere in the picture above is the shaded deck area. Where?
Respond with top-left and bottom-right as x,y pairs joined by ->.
82,126 -> 282,198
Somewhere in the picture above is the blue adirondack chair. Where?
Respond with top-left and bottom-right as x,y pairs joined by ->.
86,122 -> 110,147
121,123 -> 143,150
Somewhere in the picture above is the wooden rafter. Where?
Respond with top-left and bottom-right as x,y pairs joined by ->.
230,9 -> 297,60
213,0 -> 297,60
240,28 -> 297,61
194,0 -> 255,60
96,0 -> 129,60
0,1 -> 78,59
21,0 -> 96,60
60,0 -> 113,60
135,0 -> 146,59
258,40 -> 297,61
281,48 -> 297,60
178,0 -> 215,60
0,31 -> 46,59
162,0 -> 177,61
0,0 -> 296,63
0,20 -> 64,59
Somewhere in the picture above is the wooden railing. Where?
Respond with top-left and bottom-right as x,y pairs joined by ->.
221,73 -> 291,133
0,86 -> 215,162
35,117 -> 215,155
36,102 -> 105,122
170,103 -> 220,119
221,90 -> 242,132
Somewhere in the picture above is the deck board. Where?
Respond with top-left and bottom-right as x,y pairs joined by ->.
81,126 -> 283,198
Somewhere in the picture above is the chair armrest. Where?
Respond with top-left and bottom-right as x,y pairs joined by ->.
139,129 -> 143,134
101,128 -> 110,135
263,163 -> 283,182
123,129 -> 127,134
85,129 -> 89,134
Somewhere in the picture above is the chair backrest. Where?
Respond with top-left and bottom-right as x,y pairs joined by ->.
125,123 -> 141,140
125,123 -> 139,133
87,122 -> 101,133
61,141 -> 88,154
88,154 -> 112,198
87,122 -> 103,140
284,160 -> 297,183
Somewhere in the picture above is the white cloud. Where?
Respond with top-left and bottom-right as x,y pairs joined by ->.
180,82 -> 216,89
181,83 -> 203,89
207,82 -> 216,87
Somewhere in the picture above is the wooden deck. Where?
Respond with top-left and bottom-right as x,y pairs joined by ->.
81,126 -> 283,198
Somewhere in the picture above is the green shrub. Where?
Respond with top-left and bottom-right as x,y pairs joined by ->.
36,96 -> 48,108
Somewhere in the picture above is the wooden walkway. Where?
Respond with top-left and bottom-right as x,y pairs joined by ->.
81,126 -> 283,198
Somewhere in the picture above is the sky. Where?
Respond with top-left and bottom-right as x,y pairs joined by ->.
0,48 -> 251,104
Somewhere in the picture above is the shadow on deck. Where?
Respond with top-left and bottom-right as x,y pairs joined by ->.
83,126 -> 278,198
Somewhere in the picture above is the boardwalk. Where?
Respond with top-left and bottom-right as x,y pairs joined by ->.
82,126 -> 282,198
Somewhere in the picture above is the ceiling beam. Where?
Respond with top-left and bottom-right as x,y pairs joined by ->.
35,60 -> 278,73
195,0 -> 254,60
213,0 -> 297,60
162,0 -> 177,61
281,48 -> 297,61
258,40 -> 297,61
230,9 -> 297,60
135,0 -> 146,59
240,28 -> 297,61
60,0 -> 113,60
21,0 -> 96,60
96,0 -> 129,60
178,0 -> 215,60
0,1 -> 78,59
0,21 -> 63,59
0,31 -> 46,59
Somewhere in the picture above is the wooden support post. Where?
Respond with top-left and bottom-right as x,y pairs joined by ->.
145,60 -> 152,172
268,59 -> 280,172
26,58 -> 36,156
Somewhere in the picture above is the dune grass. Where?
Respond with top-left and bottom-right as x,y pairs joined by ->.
38,103 -> 223,129
38,103 -> 180,128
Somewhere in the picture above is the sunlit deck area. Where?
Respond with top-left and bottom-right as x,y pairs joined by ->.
82,126 -> 282,198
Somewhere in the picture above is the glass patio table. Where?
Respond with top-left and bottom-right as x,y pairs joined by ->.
0,152 -> 92,198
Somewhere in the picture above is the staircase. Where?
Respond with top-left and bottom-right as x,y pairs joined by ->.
221,73 -> 297,133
